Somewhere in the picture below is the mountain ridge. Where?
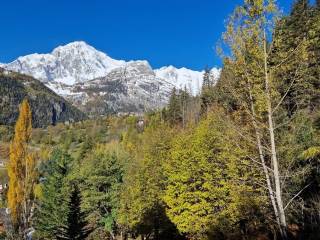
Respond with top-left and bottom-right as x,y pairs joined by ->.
1,41 -> 218,89
1,41 -> 220,115
2,41 -> 125,85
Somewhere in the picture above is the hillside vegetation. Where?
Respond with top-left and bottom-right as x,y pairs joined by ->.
1,0 -> 320,240
0,68 -> 86,128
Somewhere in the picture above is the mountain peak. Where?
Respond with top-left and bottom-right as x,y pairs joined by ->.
52,41 -> 95,54
3,41 -> 125,85
62,40 -> 89,47
1,41 -> 219,96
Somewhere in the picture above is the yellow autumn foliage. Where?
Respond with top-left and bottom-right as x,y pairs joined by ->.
7,99 -> 33,228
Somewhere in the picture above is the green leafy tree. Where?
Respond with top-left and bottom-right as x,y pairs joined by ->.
268,1 -> 320,236
163,110 -> 264,239
118,115 -> 183,240
219,0 -> 306,237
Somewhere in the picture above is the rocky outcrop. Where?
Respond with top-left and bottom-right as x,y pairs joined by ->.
52,61 -> 174,115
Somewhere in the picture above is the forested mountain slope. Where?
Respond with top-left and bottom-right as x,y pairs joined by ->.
0,68 -> 86,127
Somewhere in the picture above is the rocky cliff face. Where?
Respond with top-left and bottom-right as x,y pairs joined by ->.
47,61 -> 174,115
0,68 -> 86,127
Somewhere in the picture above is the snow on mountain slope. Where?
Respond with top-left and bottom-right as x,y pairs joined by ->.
2,41 -> 217,93
155,66 -> 220,95
4,41 -> 125,85
1,41 -> 221,115
47,61 -> 175,115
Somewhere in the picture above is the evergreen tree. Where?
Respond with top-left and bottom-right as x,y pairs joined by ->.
268,4 -> 320,236
309,2 -> 320,108
166,87 -> 182,125
77,135 -> 93,161
34,150 -> 71,239
179,87 -> 191,128
4,0 -> 320,238
59,185 -> 90,240
270,0 -> 315,115
202,67 -> 212,89
77,145 -> 123,238
166,88 -> 194,127
275,112 -> 320,238
200,67 -> 214,116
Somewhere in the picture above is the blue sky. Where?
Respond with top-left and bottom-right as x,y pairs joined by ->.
0,0 -> 298,70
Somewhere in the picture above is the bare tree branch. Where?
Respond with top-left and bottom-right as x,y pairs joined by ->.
284,183 -> 312,211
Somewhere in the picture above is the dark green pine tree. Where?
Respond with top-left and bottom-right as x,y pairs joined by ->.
200,67 -> 214,116
309,1 -> 320,108
34,149 -> 71,239
59,185 -> 91,240
270,0 -> 318,115
202,67 -> 212,89
78,136 -> 94,161
166,87 -> 182,125
292,0 -> 309,12
289,0 -> 320,111
180,87 -> 191,128
290,0 -> 309,42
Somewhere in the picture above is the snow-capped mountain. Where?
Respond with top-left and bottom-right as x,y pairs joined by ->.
48,61 -> 174,115
155,66 -> 220,95
4,41 -> 125,85
1,41 -> 220,115
155,66 -> 202,95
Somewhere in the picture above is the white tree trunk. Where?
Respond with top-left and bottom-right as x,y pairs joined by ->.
248,87 -> 281,228
263,30 -> 287,238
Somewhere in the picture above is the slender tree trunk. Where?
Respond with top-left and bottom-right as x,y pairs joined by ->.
263,30 -> 287,238
248,87 -> 281,228
181,96 -> 185,129
121,231 -> 128,240
110,231 -> 116,240
24,156 -> 28,240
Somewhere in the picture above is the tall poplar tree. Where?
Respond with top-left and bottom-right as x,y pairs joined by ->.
7,99 -> 37,238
